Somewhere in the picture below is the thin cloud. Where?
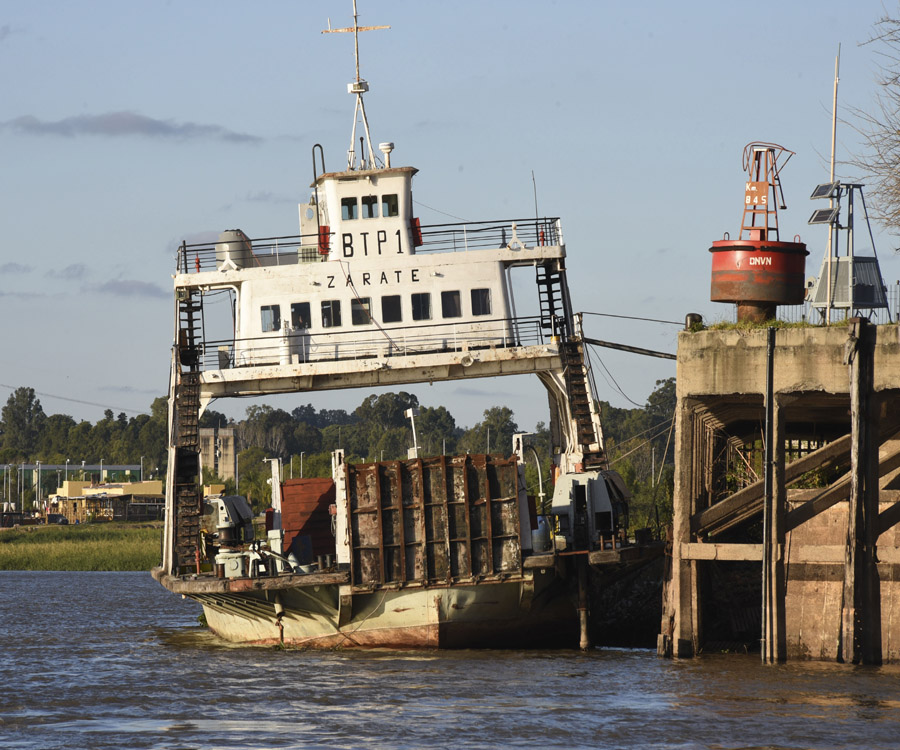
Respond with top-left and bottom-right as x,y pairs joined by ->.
88,279 -> 168,299
4,111 -> 261,144
247,190 -> 294,204
0,25 -> 12,44
45,263 -> 87,280
0,262 -> 33,274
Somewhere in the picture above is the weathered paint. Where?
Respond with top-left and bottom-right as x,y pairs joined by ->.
191,568 -> 575,649
709,240 -> 808,306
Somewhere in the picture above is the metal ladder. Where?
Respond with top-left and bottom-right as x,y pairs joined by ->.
536,261 -> 572,339
172,290 -> 204,571
560,339 -> 606,470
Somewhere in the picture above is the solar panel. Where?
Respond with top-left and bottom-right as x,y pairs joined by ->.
810,181 -> 840,199
809,207 -> 840,225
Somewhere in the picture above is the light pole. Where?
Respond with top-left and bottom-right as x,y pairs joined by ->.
65,458 -> 70,482
100,458 -> 103,484
405,408 -> 420,459
300,452 -> 305,479
140,456 -> 145,482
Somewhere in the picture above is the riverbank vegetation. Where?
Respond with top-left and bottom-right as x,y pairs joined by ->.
2,377 -> 677,538
0,523 -> 161,571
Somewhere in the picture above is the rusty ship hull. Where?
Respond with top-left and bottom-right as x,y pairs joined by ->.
154,562 -> 575,649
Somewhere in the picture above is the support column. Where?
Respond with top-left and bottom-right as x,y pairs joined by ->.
841,318 -> 882,664
660,397 -> 699,658
763,392 -> 788,663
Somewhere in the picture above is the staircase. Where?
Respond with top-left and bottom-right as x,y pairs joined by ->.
173,291 -> 204,572
560,340 -> 606,470
536,262 -> 571,339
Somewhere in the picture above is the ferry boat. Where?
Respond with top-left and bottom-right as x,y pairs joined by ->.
152,4 -> 640,649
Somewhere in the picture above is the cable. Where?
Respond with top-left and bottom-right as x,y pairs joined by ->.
609,423 -> 674,466
612,417 -> 675,447
0,383 -> 145,415
586,347 -> 644,408
581,311 -> 683,326
412,199 -> 469,222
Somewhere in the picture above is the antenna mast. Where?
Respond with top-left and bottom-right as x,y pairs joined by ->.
323,0 -> 390,171
825,44 -> 840,324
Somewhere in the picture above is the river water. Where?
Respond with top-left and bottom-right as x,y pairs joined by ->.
2,572 -> 900,750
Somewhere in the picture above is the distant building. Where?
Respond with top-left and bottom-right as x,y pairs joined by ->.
199,427 -> 236,482
51,480 -> 164,523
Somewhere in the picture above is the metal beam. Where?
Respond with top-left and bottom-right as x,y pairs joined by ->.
582,337 -> 676,360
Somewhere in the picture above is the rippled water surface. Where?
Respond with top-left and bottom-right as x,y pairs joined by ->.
3,571 -> 900,749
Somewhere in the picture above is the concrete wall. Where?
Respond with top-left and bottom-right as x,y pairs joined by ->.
677,324 -> 900,397
663,322 -> 900,663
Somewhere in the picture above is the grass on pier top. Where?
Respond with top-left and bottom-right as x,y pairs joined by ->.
0,523 -> 162,571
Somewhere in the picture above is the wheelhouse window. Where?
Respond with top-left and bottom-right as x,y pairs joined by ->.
411,292 -> 431,321
321,300 -> 342,328
361,195 -> 379,219
441,290 -> 462,318
471,288 -> 492,316
341,197 -> 359,220
381,194 -> 399,217
351,297 -> 372,325
291,302 -> 311,329
381,295 -> 402,324
261,305 -> 281,332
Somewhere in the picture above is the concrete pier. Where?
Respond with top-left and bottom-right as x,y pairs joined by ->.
658,320 -> 900,663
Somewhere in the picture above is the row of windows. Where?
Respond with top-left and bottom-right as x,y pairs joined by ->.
341,193 -> 400,221
260,289 -> 493,332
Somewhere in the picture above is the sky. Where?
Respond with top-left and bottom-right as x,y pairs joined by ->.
1,0 -> 898,434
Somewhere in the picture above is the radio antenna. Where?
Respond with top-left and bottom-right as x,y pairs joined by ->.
322,0 -> 390,171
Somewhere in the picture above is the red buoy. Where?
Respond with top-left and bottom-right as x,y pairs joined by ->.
710,143 -> 808,323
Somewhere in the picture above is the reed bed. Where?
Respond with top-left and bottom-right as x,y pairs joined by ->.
0,524 -> 162,570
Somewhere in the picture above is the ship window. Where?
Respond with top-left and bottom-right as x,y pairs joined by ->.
321,300 -> 342,328
471,288 -> 492,316
341,197 -> 359,221
441,290 -> 462,318
261,305 -> 281,332
381,194 -> 399,217
351,297 -> 372,325
411,292 -> 431,321
291,302 -> 311,329
361,195 -> 379,219
381,295 -> 402,323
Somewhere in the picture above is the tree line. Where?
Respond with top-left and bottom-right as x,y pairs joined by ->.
1,379 -> 676,534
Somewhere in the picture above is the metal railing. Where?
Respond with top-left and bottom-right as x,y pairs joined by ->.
416,218 -> 562,254
754,282 -> 900,325
175,217 -> 564,274
195,315 -> 550,371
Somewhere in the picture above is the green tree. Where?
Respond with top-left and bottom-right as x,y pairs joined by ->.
415,405 -> 460,456
459,406 -> 518,455
36,413 -> 76,460
1,387 -> 47,460
200,409 -> 229,429
236,446 -> 270,512
353,392 -> 419,456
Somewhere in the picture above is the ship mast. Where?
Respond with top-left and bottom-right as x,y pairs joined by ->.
323,0 -> 390,171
